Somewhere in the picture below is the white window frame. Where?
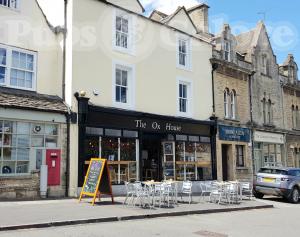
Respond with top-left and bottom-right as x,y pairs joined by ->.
112,9 -> 135,55
224,41 -> 231,62
0,44 -> 37,91
0,0 -> 19,10
177,77 -> 193,117
112,60 -> 135,110
176,35 -> 192,71
230,90 -> 236,119
224,89 -> 229,119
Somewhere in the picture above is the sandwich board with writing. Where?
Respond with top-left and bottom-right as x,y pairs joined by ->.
79,158 -> 114,205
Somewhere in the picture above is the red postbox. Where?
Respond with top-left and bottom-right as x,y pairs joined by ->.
46,149 -> 61,186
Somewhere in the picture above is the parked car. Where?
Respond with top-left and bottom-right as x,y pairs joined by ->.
253,167 -> 300,203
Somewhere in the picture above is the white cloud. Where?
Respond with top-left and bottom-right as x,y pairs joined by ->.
140,0 -> 203,14
37,0 -> 64,26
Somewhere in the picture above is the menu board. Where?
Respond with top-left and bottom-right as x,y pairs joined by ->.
83,159 -> 103,194
79,158 -> 114,205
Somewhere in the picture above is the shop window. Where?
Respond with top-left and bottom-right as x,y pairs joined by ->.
105,129 -> 121,137
123,130 -> 138,138
0,121 -> 59,176
102,137 -> 137,184
236,145 -> 245,167
86,127 -> 103,136
172,141 -> 212,181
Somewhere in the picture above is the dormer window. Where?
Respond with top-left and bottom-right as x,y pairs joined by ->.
224,41 -> 231,61
0,0 -> 18,9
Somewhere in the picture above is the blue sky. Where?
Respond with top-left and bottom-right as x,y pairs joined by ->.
142,0 -> 300,66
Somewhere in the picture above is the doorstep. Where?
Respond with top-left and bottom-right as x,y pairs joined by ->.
0,197 -> 273,232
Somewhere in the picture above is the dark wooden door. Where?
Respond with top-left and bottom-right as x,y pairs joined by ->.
222,145 -> 228,181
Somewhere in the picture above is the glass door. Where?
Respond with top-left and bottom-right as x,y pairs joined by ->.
162,141 -> 175,180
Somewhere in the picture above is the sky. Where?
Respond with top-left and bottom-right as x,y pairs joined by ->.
37,0 -> 300,65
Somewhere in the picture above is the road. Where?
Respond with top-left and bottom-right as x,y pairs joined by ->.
0,197 -> 299,237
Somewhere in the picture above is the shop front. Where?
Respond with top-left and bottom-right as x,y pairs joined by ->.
253,131 -> 286,173
77,102 -> 216,188
217,125 -> 251,181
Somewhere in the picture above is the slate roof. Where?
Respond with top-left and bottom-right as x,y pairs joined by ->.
235,30 -> 255,54
0,87 -> 68,114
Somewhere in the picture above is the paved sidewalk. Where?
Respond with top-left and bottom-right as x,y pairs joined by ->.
0,196 -> 273,231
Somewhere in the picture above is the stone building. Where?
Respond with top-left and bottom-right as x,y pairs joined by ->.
211,24 -> 253,181
0,0 -> 68,199
236,22 -> 286,173
280,54 -> 300,168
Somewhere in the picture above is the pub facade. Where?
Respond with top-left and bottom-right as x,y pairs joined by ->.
65,0 -> 216,196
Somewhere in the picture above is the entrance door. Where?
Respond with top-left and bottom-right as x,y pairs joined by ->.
141,135 -> 162,181
222,145 -> 229,181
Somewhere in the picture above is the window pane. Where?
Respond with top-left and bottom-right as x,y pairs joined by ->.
12,51 -> 19,68
17,122 -> 30,134
3,148 -> 17,160
3,134 -> 17,147
85,137 -> 99,160
31,136 -> 44,147
45,136 -> 58,148
26,54 -> 34,70
17,135 -> 30,147
16,161 -> 29,174
120,138 -> 136,161
102,137 -> 118,161
17,148 -> 30,161
31,124 -> 45,135
122,18 -> 128,33
0,66 -> 5,83
0,48 -> 6,65
182,85 -> 187,98
116,16 -> 122,31
179,84 -> 182,97
3,121 -> 16,133
121,70 -> 127,86
116,69 -> 121,85
116,86 -> 121,102
20,53 -> 26,69
105,129 -> 121,137
45,124 -> 58,135
2,161 -> 16,174
121,87 -> 127,103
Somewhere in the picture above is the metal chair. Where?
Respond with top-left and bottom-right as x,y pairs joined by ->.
180,181 -> 193,204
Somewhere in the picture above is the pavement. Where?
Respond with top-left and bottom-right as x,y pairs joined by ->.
0,196 -> 273,232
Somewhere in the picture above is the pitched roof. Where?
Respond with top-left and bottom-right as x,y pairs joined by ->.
235,30 -> 255,54
0,87 -> 67,114
149,10 -> 168,21
186,3 -> 210,12
160,6 -> 198,33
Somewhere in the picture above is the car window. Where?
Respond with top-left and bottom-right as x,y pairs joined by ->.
259,168 -> 288,175
288,170 -> 300,177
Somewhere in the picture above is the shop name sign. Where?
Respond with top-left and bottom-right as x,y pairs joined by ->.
219,125 -> 250,142
135,120 -> 182,132
253,131 -> 284,144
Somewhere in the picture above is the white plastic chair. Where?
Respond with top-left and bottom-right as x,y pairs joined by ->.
199,182 -> 212,202
240,182 -> 253,200
180,181 -> 193,204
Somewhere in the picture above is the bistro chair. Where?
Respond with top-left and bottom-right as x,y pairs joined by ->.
240,182 -> 253,200
179,181 -> 193,204
199,182 -> 212,202
123,181 -> 135,206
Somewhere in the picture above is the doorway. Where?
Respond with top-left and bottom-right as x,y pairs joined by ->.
141,134 -> 163,181
222,144 -> 229,181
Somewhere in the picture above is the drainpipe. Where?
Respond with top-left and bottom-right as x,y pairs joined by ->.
63,0 -> 70,197
62,0 -> 68,101
211,63 -> 218,180
249,71 -> 256,177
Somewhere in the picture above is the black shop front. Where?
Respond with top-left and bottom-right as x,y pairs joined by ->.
77,99 -> 217,187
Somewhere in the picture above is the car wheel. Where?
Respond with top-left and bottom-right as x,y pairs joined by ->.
288,188 -> 300,204
253,191 -> 264,199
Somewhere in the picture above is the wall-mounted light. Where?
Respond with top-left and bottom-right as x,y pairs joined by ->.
93,89 -> 100,96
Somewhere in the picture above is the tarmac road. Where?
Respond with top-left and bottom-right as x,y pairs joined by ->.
0,197 -> 299,237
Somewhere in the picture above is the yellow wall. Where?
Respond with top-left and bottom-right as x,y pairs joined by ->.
0,0 -> 63,97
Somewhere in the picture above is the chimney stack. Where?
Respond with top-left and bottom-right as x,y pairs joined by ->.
188,4 -> 209,34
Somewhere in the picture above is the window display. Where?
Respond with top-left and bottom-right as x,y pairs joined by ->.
0,121 -> 59,175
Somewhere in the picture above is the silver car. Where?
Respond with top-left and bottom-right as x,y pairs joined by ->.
253,167 -> 300,203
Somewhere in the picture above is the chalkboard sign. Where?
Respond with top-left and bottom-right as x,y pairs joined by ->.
79,158 -> 114,205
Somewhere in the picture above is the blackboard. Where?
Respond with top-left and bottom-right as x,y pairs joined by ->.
83,159 -> 103,194
79,158 -> 114,205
